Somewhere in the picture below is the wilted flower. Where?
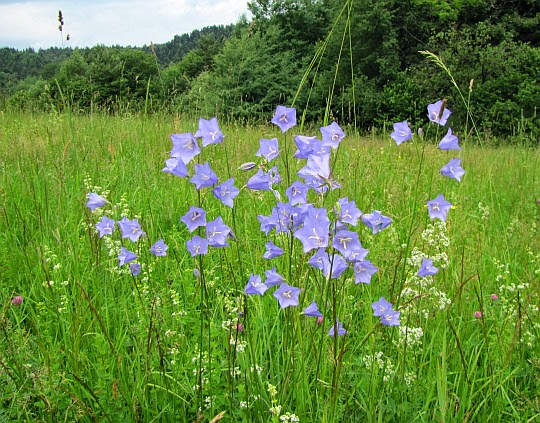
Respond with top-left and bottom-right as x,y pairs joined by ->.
190,162 -> 219,190
390,121 -> 412,145
273,283 -> 301,308
162,158 -> 189,178
438,128 -> 461,151
117,217 -> 145,242
95,216 -> 115,238
11,296 -> 23,306
170,132 -> 200,164
427,99 -> 451,125
320,121 -> 346,149
303,301 -> 323,317
440,158 -> 465,182
238,162 -> 257,171
118,247 -> 137,266
181,206 -> 207,233
186,235 -> 208,257
244,274 -> 268,296
427,194 -> 452,221
213,178 -> 240,208
150,239 -> 168,257
271,105 -> 296,133
328,320 -> 347,337
194,117 -> 223,147
86,192 -> 107,211
417,258 -> 439,277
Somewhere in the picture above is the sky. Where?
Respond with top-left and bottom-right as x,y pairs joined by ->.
0,0 -> 250,50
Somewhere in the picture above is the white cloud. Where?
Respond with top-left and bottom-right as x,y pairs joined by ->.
0,0 -> 249,50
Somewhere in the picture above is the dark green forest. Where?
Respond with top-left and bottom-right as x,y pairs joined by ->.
1,0 -> 539,138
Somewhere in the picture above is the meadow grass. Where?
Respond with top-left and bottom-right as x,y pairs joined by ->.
0,110 -> 539,422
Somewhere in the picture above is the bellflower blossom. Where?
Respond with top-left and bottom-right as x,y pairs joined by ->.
438,128 -> 461,151
213,178 -> 240,208
417,258 -> 439,276
427,100 -> 452,125
194,117 -> 223,147
256,138 -> 280,162
273,283 -> 301,308
247,167 -> 281,191
332,230 -> 361,257
86,193 -> 107,211
150,239 -> 168,257
294,217 -> 330,253
303,301 -> 323,318
286,180 -> 309,205
263,241 -> 284,259
117,217 -> 145,242
328,320 -> 347,337
361,210 -> 392,234
170,132 -> 200,164
271,105 -> 296,133
186,235 -> 208,257
336,197 -> 362,226
130,263 -> 141,276
181,206 -> 206,233
372,297 -> 394,317
162,158 -> 189,178
390,121 -> 412,145
440,158 -> 465,182
190,162 -> 219,190
265,267 -> 285,287
118,247 -> 137,266
381,310 -> 401,326
427,194 -> 452,221
353,260 -> 379,284
244,274 -> 268,296
206,216 -> 232,248
96,216 -> 115,238
294,135 -> 318,159
320,121 -> 346,149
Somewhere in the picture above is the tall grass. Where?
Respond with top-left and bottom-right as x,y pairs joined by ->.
0,108 -> 539,422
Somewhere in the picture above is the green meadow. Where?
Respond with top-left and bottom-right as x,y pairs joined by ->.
0,110 -> 539,422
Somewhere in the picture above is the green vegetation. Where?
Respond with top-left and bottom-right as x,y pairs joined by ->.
0,109 -> 539,421
1,0 -> 540,138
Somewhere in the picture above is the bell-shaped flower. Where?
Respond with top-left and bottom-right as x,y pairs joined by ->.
213,178 -> 240,208
186,235 -> 208,257
372,297 -> 394,317
194,117 -> 223,147
263,241 -> 284,259
86,193 -> 107,211
286,180 -> 309,205
129,263 -> 141,276
294,217 -> 330,253
320,121 -> 345,149
181,206 -> 207,233
303,301 -> 323,317
117,217 -> 145,242
271,105 -> 296,133
273,283 -> 301,308
332,230 -> 361,257
361,210 -> 392,234
440,158 -> 465,181
427,100 -> 451,125
438,128 -> 461,150
162,158 -> 189,178
417,258 -> 439,277
206,216 -> 231,248
381,310 -> 401,326
150,239 -> 168,257
96,216 -> 115,238
353,259 -> 378,284
256,138 -> 280,162
328,320 -> 347,337
118,247 -> 137,266
427,194 -> 452,221
264,267 -> 285,287
336,197 -> 362,226
390,120 -> 412,145
170,132 -> 200,164
190,162 -> 218,190
244,274 -> 268,296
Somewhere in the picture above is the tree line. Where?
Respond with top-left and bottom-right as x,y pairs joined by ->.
1,0 -> 539,138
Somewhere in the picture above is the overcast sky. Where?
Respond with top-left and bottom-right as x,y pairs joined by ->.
0,0 -> 250,50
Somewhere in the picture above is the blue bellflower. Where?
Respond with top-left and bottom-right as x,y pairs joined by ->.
181,206 -> 207,233
186,235 -> 208,257
286,181 -> 309,205
206,216 -> 232,248
265,267 -> 285,287
95,216 -> 115,238
263,241 -> 284,259
328,320 -> 347,337
150,239 -> 168,257
117,217 -> 145,242
190,162 -> 219,190
244,274 -> 268,296
256,138 -> 280,162
271,105 -> 296,133
372,297 -> 394,317
130,263 -> 141,276
303,301 -> 323,317
170,132 -> 200,164
294,217 -> 330,253
427,100 -> 452,126
86,192 -> 107,211
273,283 -> 301,308
440,158 -> 465,181
353,260 -> 379,284
320,121 -> 346,149
390,121 -> 412,145
417,258 -> 439,277
361,210 -> 392,234
118,247 -> 137,266
194,117 -> 223,147
337,197 -> 362,226
427,194 -> 452,221
213,178 -> 240,208
438,128 -> 461,150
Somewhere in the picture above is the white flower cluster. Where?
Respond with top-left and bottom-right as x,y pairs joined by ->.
396,326 -> 424,348
362,351 -> 395,382
280,412 -> 300,422
421,220 -> 450,249
477,202 -> 490,220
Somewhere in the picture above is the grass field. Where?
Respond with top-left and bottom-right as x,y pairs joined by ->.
0,110 -> 539,422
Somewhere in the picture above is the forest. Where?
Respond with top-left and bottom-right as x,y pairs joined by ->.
1,0 -> 539,138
